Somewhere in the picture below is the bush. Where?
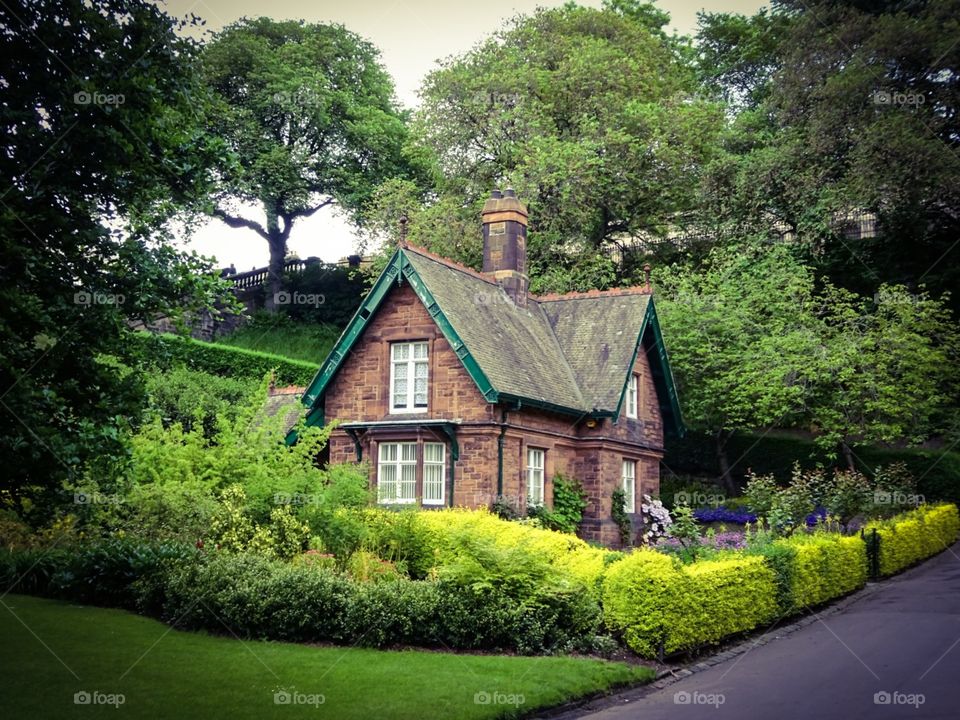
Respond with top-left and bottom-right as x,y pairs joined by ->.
144,367 -> 257,435
127,331 -> 320,385
772,534 -> 866,610
526,474 -> 588,534
863,504 -> 960,576
602,550 -> 777,657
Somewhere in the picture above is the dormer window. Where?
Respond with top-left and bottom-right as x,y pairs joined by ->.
626,373 -> 639,419
390,341 -> 428,413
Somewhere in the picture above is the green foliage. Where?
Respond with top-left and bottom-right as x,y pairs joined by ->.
864,504 -> 960,577
527,474 -> 588,534
403,3 -> 723,292
744,472 -> 779,519
144,367 -> 258,436
128,331 -> 319,385
201,17 -> 410,307
667,505 -> 702,561
216,313 -> 341,364
665,430 -> 960,506
602,550 -> 778,657
0,0 -> 234,501
611,488 -> 632,545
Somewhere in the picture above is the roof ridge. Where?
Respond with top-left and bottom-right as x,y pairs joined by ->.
402,243 -> 498,285
534,285 -> 652,302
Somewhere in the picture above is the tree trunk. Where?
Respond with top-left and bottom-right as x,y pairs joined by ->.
715,429 -> 737,496
840,440 -> 857,473
264,204 -> 286,312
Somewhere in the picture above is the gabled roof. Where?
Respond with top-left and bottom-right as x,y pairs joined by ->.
298,244 -> 684,436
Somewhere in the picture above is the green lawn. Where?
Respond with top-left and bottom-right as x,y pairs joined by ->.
217,321 -> 340,364
0,594 -> 651,719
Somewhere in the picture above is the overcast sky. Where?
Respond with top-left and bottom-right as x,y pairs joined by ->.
160,0 -> 767,270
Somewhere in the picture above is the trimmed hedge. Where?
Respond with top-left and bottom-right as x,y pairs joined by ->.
126,331 -> 320,385
864,504 -> 960,576
766,534 -> 866,611
602,550 -> 778,656
664,430 -> 960,506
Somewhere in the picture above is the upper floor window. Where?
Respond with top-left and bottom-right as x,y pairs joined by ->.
622,459 -> 636,513
527,447 -> 545,506
626,373 -> 639,419
390,341 -> 428,413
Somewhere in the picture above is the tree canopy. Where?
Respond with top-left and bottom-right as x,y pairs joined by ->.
201,17 -> 410,308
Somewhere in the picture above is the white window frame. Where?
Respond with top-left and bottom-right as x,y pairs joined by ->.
422,442 -> 446,506
389,341 -> 429,414
626,373 -> 639,419
527,448 -> 545,506
622,459 -> 636,513
377,442 -> 417,504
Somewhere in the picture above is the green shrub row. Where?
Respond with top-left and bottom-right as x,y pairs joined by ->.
664,430 -> 960,506
0,541 -> 600,655
602,551 -> 778,656
864,504 -> 960,576
126,331 -> 320,385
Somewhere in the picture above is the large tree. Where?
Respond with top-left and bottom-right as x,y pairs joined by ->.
201,18 -> 409,308
0,0 -> 229,504
696,0 -> 960,309
405,1 -> 724,292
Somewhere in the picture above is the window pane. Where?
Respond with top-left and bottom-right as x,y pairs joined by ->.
413,342 -> 428,359
400,463 -> 416,501
380,443 -> 397,462
392,343 -> 409,360
378,463 -> 397,503
424,443 -> 444,463
400,443 -> 417,462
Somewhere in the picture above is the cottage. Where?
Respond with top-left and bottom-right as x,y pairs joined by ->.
294,189 -> 683,545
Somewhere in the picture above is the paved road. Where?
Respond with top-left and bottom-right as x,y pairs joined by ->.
572,543 -> 960,720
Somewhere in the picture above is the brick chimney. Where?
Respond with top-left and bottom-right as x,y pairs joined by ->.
481,188 -> 529,307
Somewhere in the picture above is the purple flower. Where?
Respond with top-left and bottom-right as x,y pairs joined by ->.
693,506 -> 757,525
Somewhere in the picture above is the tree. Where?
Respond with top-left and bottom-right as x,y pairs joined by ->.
697,0 -> 960,310
0,0 -> 230,505
808,285 -> 959,470
201,18 -> 409,309
654,243 -> 821,492
409,2 -> 724,292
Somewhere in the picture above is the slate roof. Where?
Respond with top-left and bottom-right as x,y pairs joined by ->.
300,244 -> 683,435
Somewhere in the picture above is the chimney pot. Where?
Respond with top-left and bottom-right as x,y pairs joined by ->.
491,189 -> 503,199
504,188 -> 517,198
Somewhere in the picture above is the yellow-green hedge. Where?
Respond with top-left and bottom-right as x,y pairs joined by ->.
415,509 -> 612,595
602,550 -> 778,657
775,534 -> 867,610
864,504 -> 960,576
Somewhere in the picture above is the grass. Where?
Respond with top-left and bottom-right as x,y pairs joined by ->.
217,319 -> 340,364
0,594 -> 652,719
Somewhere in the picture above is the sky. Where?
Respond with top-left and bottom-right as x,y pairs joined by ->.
160,0 -> 768,271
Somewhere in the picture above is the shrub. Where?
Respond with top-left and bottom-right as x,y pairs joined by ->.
143,367 -> 257,436
863,504 -> 960,576
127,331 -> 320,385
526,474 -> 588,534
602,549 -> 777,657
693,506 -> 757,524
775,534 -> 866,610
